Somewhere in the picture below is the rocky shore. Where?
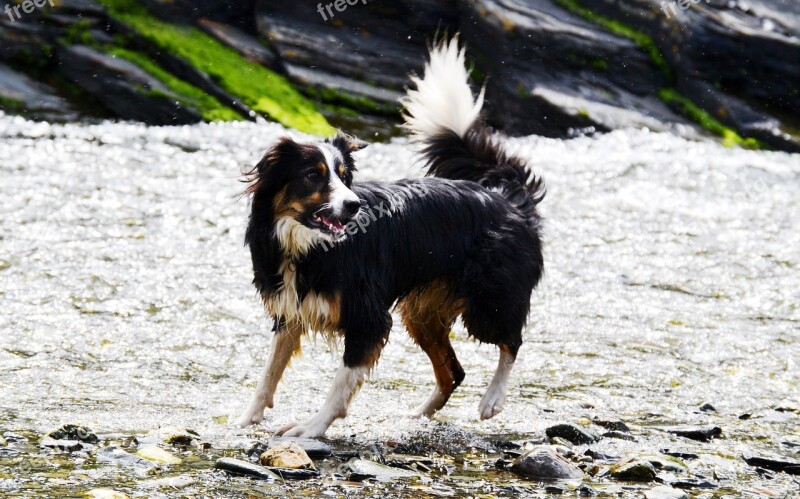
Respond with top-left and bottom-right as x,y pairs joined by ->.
0,0 -> 798,150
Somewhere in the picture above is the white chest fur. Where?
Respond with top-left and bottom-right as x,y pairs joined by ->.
264,260 -> 340,334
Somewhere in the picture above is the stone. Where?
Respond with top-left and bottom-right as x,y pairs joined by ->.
39,437 -> 85,452
85,489 -> 130,499
136,445 -> 182,464
97,446 -> 156,469
644,485 -> 689,499
577,484 -> 598,496
266,437 -> 332,458
743,454 -> 800,475
611,459 -> 657,482
46,424 -> 99,443
545,423 -> 600,445
259,441 -> 314,470
698,403 -> 716,412
346,459 -> 420,481
592,417 -> 631,433
511,448 -> 584,480
215,457 -> 280,480
666,426 -> 722,442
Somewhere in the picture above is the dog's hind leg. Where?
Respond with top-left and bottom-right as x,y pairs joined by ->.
238,319 -> 303,427
399,280 -> 465,417
478,344 -> 517,420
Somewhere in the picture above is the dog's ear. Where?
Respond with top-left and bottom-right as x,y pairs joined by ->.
331,132 -> 368,156
244,136 -> 299,194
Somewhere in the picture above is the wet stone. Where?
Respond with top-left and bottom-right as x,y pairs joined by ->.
666,426 -> 722,442
136,445 -> 182,464
603,431 -> 636,441
259,441 -> 314,470
511,447 -> 584,480
266,437 -> 332,458
611,459 -> 657,482
644,485 -> 689,499
215,457 -> 280,480
546,423 -> 601,445
46,424 -> 99,443
97,446 -> 156,469
346,458 -> 420,481
592,417 -> 631,433
39,437 -> 86,452
545,484 -> 566,494
578,484 -> 598,496
743,454 -> 800,475
698,403 -> 716,413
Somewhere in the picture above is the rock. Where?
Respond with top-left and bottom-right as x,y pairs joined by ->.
545,484 -> 566,494
698,403 -> 716,413
0,63 -> 79,122
346,458 -> 420,481
611,459 -> 657,482
137,427 -> 198,446
266,437 -> 332,458
215,457 -> 280,480
57,45 -> 203,125
46,424 -> 99,443
198,18 -> 280,69
144,475 -> 196,489
592,417 -> 631,433
603,431 -> 636,441
577,484 -> 598,496
0,436 -> 6,446
644,485 -> 688,499
39,437 -> 86,452
85,489 -> 129,499
259,441 -> 314,470
511,448 -> 584,480
97,446 -> 156,469
666,426 -> 722,442
661,450 -> 699,460
545,423 -> 600,445
136,445 -> 182,464
743,454 -> 800,475
669,478 -> 717,489
584,449 -> 619,462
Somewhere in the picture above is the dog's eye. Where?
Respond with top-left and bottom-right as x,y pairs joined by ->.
305,171 -> 321,181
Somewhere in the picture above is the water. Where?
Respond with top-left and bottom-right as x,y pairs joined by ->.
0,113 -> 798,497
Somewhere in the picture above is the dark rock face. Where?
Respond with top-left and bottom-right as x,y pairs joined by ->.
511,447 -> 585,480
0,0 -> 797,150
58,45 -> 203,125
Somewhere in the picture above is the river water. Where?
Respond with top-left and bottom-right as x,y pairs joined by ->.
0,113 -> 798,497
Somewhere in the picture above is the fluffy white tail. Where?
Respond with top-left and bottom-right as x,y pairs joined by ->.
401,36 -> 485,140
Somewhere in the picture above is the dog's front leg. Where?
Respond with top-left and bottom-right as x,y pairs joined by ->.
277,316 -> 390,438
238,319 -> 304,427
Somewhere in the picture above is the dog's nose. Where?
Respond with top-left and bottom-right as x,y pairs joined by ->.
344,200 -> 361,217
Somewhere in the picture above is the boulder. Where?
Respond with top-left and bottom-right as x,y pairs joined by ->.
611,459 -> 657,482
511,447 -> 584,480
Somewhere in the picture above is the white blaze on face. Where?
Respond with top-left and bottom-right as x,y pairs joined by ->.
318,144 -> 359,217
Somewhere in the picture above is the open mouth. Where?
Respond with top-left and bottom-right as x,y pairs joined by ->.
308,210 -> 347,237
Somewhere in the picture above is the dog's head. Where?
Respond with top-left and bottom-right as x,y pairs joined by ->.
245,133 -> 367,254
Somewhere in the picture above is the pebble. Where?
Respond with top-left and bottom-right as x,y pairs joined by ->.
698,403 -> 716,413
743,454 -> 800,475
546,423 -> 600,445
47,424 -> 99,444
666,426 -> 722,442
644,485 -> 688,499
215,457 -> 280,480
259,441 -> 314,470
136,445 -> 182,464
511,447 -> 584,480
592,417 -> 631,433
611,459 -> 657,482
346,459 -> 420,481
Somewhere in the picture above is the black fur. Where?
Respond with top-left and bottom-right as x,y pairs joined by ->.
244,129 -> 544,368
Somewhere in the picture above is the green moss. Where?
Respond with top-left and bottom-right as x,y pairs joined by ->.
592,59 -> 608,70
0,96 -> 26,113
658,89 -> 761,149
106,47 -> 242,121
97,0 -> 334,135
60,19 -> 97,46
553,0 -> 670,79
554,0 -> 763,149
312,86 -> 396,115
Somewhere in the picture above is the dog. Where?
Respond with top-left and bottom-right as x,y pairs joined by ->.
237,37 -> 544,437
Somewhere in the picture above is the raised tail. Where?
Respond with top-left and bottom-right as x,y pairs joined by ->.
401,37 -> 545,217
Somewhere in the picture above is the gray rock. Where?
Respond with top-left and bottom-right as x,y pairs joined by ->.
743,454 -> 800,475
97,446 -> 156,469
346,458 -> 420,481
511,447 -> 584,480
592,417 -> 631,433
546,423 -> 600,445
611,459 -> 657,482
644,485 -> 689,499
39,437 -> 86,452
266,437 -> 332,458
215,457 -> 279,480
46,424 -> 99,444
57,45 -> 203,125
666,426 -> 722,442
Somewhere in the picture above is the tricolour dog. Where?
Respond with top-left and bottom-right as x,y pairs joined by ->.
238,37 -> 545,437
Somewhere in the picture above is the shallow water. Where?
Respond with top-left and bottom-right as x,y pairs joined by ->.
0,113 -> 798,497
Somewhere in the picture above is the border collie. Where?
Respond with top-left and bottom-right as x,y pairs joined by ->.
238,37 -> 544,437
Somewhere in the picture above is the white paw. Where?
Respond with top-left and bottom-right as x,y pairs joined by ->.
237,408 -> 265,428
478,387 -> 506,420
276,421 -> 327,438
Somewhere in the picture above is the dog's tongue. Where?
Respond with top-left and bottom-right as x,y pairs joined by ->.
320,215 -> 345,234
